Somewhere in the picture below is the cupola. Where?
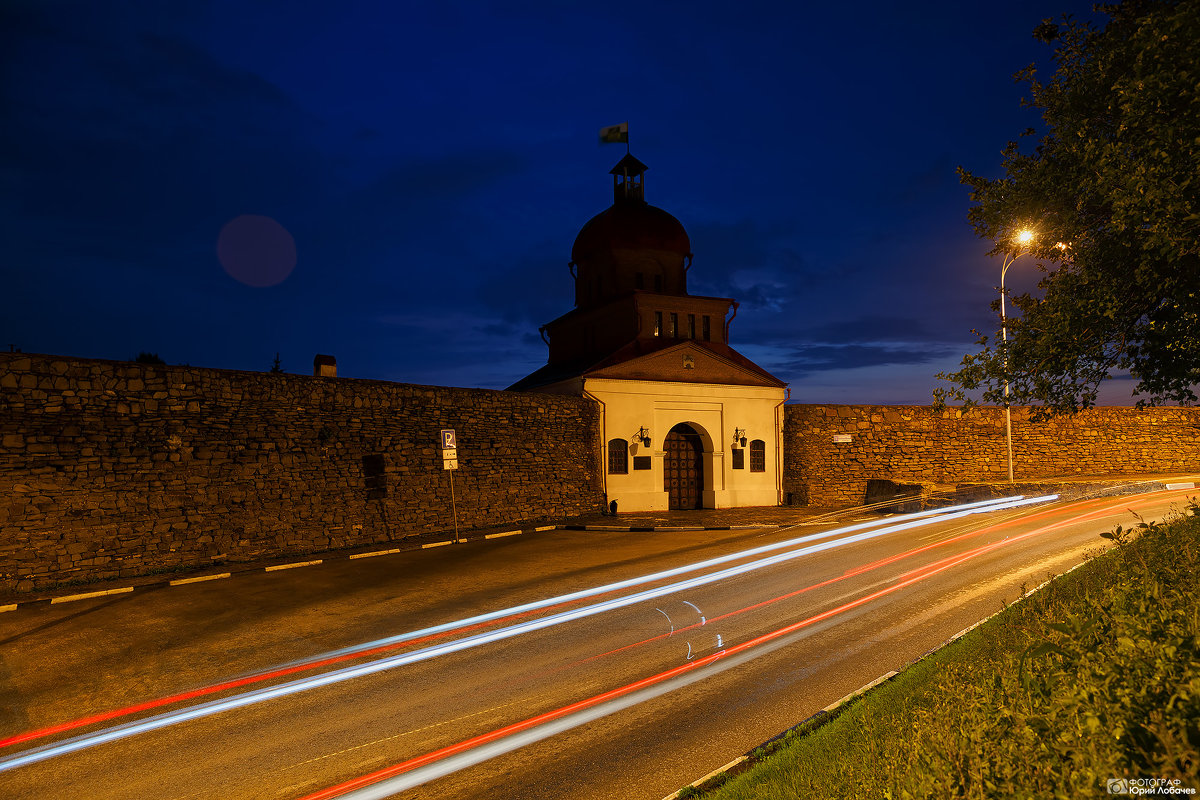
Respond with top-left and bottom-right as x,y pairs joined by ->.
569,154 -> 693,309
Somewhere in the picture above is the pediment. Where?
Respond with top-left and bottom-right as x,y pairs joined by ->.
585,341 -> 783,387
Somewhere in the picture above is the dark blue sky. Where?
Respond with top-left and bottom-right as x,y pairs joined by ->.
4,0 -> 1121,403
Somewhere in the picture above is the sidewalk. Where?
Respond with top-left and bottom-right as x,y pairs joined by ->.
566,505 -> 840,531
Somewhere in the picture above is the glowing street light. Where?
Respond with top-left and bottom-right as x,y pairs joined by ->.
999,229 -> 1034,483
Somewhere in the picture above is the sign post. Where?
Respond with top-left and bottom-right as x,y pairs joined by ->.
440,429 -> 460,543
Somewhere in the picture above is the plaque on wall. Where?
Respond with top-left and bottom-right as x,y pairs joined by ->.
633,456 -> 652,470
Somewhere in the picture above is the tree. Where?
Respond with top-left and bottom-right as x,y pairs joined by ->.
270,353 -> 283,373
937,0 -> 1200,417
135,352 -> 165,365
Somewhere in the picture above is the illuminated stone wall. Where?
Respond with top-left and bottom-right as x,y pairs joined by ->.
7,351 -> 1200,594
784,404 -> 1200,506
0,353 -> 603,593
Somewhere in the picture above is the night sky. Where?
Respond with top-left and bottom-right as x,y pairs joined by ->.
4,0 -> 1125,404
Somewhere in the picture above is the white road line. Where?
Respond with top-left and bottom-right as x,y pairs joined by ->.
50,587 -> 134,604
169,573 -> 231,586
349,549 -> 401,560
264,560 -> 323,572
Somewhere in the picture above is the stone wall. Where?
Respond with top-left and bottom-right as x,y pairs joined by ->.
784,404 -> 1200,506
0,353 -> 603,593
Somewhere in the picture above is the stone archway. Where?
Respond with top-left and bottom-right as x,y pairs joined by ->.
664,423 -> 705,510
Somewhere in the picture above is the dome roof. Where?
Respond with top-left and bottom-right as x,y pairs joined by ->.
571,202 -> 691,264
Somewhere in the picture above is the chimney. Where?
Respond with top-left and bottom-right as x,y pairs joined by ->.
313,354 -> 337,378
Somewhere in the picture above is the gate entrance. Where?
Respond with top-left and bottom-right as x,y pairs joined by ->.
664,423 -> 704,510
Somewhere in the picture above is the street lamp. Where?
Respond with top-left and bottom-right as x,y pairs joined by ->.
999,229 -> 1034,483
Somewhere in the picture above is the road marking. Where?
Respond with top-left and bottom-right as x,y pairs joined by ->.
1166,482 -> 1195,489
0,604 -> 16,614
349,549 -> 401,560
484,530 -> 521,539
169,573 -> 231,586
534,525 -> 557,531
421,540 -> 453,549
50,587 -> 134,604
273,698 -> 529,775
265,560 -> 323,572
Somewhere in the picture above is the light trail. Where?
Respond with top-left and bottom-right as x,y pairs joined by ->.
563,491 -> 1137,671
302,490 -> 1199,799
0,494 -> 1054,774
295,499 -> 1085,800
0,495 -> 1029,754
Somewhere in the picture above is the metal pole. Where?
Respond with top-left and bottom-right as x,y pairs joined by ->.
1001,254 -> 1014,483
449,467 -> 459,543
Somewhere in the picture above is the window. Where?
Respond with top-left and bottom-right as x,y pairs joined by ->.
362,454 -> 387,499
669,313 -> 678,337
750,440 -> 766,472
608,439 -> 629,474
731,448 -> 744,470
635,272 -> 644,289
702,316 -> 711,341
688,314 -> 696,339
654,311 -> 662,337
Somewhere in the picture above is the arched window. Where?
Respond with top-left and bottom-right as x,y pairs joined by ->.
749,439 -> 766,472
608,439 -> 629,474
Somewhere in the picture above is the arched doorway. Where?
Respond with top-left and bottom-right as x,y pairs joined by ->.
664,423 -> 705,510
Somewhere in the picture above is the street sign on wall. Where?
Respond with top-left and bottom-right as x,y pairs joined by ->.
440,429 -> 460,541
441,430 -> 459,470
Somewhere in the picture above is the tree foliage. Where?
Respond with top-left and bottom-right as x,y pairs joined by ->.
937,0 -> 1200,417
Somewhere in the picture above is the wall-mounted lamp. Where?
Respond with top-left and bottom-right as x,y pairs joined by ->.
733,428 -> 747,448
633,426 -> 651,447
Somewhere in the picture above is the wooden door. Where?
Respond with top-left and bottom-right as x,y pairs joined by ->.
664,424 -> 704,510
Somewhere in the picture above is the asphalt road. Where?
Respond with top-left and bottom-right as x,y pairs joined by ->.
1,485 -> 1196,800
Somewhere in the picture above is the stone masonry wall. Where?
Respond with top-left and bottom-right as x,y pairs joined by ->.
1,353 -> 603,593
784,404 -> 1200,506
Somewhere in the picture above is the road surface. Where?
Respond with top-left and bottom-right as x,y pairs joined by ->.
1,485 -> 1195,799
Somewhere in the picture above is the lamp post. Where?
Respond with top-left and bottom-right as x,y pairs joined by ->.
999,229 -> 1034,483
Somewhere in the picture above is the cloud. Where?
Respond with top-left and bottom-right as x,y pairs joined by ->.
777,342 -> 961,375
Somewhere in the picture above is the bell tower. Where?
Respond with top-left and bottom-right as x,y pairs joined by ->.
569,154 -> 693,310
611,153 -> 646,203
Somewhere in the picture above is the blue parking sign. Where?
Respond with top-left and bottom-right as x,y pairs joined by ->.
441,429 -> 456,450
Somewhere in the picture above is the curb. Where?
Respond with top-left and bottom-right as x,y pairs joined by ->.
659,670 -> 900,800
562,524 -> 776,532
658,576 -> 1066,800
0,523 -> 563,614
0,521 -> 784,614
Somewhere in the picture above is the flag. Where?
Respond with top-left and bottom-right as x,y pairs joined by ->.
599,122 -> 628,144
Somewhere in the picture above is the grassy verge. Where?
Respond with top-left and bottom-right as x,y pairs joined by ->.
689,502 -> 1200,799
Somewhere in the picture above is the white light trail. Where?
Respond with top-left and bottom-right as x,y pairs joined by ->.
270,494 -> 1027,669
0,494 -> 1055,774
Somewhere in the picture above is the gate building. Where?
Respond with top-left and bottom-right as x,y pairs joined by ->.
509,154 -> 788,511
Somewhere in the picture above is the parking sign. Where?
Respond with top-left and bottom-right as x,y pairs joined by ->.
441,429 -> 456,450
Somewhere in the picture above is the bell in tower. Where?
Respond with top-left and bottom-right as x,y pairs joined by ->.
611,153 -> 647,204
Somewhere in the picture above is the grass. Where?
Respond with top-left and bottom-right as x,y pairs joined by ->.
692,502 -> 1200,799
